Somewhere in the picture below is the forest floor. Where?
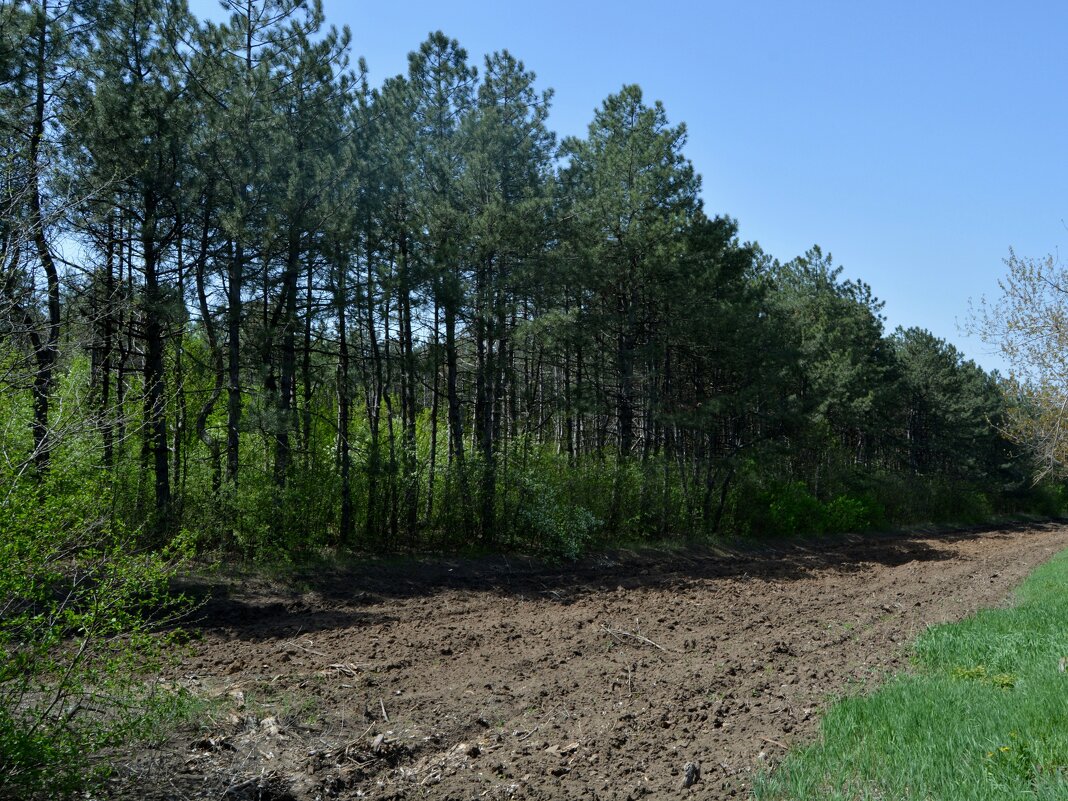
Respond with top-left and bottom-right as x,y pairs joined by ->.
104,522 -> 1068,801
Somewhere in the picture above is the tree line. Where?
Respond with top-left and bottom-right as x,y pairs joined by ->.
2,0 -> 1057,559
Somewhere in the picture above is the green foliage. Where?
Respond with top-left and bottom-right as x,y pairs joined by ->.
2,1 -> 1064,795
950,665 -> 1017,689
772,247 -> 893,441
733,478 -> 884,539
0,351 -> 192,797
755,547 -> 1068,801
764,481 -> 827,536
869,474 -> 995,526
891,327 -> 1011,481
514,469 -> 600,561
823,493 -> 883,533
500,443 -> 602,559
3,0 -> 1056,573
1015,482 -> 1068,518
0,476 -> 191,797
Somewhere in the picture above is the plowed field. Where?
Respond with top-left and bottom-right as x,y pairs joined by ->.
108,523 -> 1068,800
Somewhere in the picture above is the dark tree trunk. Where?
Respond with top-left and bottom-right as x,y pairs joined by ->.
226,241 -> 243,484
172,213 -> 187,506
28,2 -> 60,478
398,231 -> 418,541
302,252 -> 314,469
274,227 -> 301,489
195,217 -> 224,496
101,215 -> 116,468
445,303 -> 463,463
336,258 -> 352,544
616,286 -> 636,459
474,260 -> 495,541
425,300 -> 441,525
141,193 -> 171,532
361,245 -> 384,544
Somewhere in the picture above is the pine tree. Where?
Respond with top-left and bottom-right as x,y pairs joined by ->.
70,0 -> 194,531
462,50 -> 555,540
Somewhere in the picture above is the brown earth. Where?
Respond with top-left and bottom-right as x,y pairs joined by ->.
105,522 -> 1068,801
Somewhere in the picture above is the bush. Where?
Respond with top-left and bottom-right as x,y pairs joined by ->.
760,482 -> 824,540
518,484 -> 599,561
505,447 -> 602,560
730,474 -> 887,538
1020,482 -> 1068,518
0,475 -> 191,798
824,493 -> 884,533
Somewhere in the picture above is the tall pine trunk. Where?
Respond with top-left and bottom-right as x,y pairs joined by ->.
302,254 -> 314,469
141,193 -> 170,532
336,259 -> 352,544
398,231 -> 418,541
194,221 -> 224,495
274,227 -> 301,489
28,3 -> 60,478
226,241 -> 243,485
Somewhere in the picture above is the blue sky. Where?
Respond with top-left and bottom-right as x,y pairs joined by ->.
190,0 -> 1068,372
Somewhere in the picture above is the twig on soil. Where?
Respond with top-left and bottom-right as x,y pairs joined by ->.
296,640 -> 328,658
600,623 -> 670,652
222,772 -> 276,798
420,769 -> 444,786
760,736 -> 789,749
514,725 -> 539,741
379,697 -> 389,723
325,662 -> 368,677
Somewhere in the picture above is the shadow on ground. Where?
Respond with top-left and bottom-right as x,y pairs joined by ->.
171,520 -> 1064,640
287,520 -> 1056,599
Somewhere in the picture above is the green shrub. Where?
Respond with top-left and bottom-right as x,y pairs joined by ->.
824,493 -> 883,533
504,446 -> 602,559
754,481 -> 825,537
1022,482 -> 1068,517
518,484 -> 599,561
730,472 -> 888,538
0,475 -> 191,798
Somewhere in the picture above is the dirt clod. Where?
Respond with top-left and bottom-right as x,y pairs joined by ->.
681,760 -> 701,788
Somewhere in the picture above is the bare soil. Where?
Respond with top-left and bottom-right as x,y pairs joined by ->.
106,522 -> 1068,801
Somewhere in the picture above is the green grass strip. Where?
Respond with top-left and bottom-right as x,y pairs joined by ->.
753,547 -> 1068,801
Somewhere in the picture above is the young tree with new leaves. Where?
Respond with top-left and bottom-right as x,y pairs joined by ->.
972,250 -> 1068,477
0,0 -> 97,478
